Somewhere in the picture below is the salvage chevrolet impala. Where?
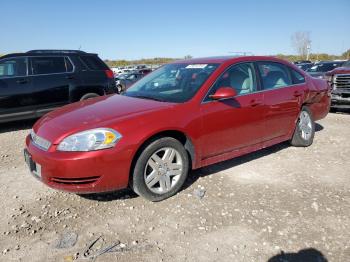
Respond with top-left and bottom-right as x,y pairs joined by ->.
24,56 -> 330,201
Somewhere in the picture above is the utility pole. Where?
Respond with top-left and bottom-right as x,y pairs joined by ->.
306,44 -> 311,60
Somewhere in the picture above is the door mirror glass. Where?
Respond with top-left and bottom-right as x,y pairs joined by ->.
209,87 -> 237,100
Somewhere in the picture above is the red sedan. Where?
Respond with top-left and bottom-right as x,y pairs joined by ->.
24,56 -> 330,201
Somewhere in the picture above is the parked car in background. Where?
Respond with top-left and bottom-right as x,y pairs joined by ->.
306,61 -> 344,79
296,62 -> 314,71
25,56 -> 330,201
325,60 -> 350,110
115,71 -> 149,93
294,60 -> 312,65
0,50 -> 116,123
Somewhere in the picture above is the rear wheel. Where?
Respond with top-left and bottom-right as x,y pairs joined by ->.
131,137 -> 189,201
290,106 -> 315,147
80,93 -> 100,101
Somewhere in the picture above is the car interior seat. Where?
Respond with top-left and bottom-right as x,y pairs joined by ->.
264,71 -> 288,89
229,70 -> 251,95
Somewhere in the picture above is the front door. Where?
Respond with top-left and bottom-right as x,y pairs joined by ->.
0,57 -> 36,122
200,62 -> 265,159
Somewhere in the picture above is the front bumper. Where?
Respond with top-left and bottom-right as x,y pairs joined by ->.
25,135 -> 132,194
331,89 -> 350,108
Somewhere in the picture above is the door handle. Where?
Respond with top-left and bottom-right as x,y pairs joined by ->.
293,91 -> 302,97
249,99 -> 262,107
65,75 -> 74,79
16,79 -> 28,84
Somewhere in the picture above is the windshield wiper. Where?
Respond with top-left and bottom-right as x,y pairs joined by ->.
130,95 -> 166,102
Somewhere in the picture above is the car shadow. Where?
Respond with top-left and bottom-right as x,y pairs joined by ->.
330,108 -> 350,115
315,122 -> 324,132
184,141 -> 290,190
0,119 -> 36,134
79,188 -> 138,202
184,123 -> 324,190
267,248 -> 328,262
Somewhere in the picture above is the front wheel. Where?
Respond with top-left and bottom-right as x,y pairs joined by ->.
131,137 -> 189,201
290,106 -> 315,147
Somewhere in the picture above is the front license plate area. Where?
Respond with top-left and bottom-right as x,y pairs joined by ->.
24,149 -> 41,179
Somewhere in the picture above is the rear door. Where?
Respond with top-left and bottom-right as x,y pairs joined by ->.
200,62 -> 265,159
0,57 -> 35,122
257,61 -> 304,141
29,56 -> 72,115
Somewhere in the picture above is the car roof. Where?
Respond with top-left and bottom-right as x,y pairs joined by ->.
0,50 -> 97,59
172,55 -> 292,65
315,61 -> 343,65
174,56 -> 239,64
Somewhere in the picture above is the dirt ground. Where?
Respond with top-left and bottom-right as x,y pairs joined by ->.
0,111 -> 349,262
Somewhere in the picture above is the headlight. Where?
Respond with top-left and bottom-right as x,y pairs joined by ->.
57,128 -> 122,152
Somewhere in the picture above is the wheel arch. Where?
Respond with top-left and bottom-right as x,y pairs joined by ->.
70,86 -> 105,102
129,129 -> 196,184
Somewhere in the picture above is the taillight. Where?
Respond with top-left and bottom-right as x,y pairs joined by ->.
105,69 -> 114,79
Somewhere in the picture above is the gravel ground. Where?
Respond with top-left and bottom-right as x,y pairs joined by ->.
0,112 -> 349,262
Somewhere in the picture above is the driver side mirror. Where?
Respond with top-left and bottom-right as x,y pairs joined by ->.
209,87 -> 237,100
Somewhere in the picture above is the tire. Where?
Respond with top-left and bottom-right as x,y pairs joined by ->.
290,106 -> 315,147
131,137 -> 189,202
80,93 -> 100,101
117,85 -> 123,94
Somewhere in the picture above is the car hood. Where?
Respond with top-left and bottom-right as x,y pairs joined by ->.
33,95 -> 173,144
326,66 -> 350,76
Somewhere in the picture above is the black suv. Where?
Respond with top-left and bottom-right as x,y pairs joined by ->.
0,50 -> 116,123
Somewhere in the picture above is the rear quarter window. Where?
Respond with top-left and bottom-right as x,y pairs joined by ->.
79,55 -> 108,70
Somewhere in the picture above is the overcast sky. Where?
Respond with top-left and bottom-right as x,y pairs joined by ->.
1,0 -> 349,59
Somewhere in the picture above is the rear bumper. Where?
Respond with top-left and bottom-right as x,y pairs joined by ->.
25,135 -> 132,194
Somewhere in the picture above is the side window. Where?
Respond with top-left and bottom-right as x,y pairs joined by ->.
290,68 -> 305,84
257,62 -> 292,89
31,57 -> 66,75
79,56 -> 108,70
0,57 -> 28,78
206,62 -> 257,101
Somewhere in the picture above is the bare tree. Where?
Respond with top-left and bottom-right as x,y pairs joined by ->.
291,31 -> 311,59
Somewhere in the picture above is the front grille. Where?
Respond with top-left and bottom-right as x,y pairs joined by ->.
334,74 -> 350,89
51,176 -> 100,185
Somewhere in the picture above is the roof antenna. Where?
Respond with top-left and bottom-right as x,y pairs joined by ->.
78,45 -> 82,50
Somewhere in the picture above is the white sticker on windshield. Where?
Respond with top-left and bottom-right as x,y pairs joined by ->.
186,64 -> 208,69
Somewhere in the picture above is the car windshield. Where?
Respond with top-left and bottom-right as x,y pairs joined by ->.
343,60 -> 350,67
123,63 -> 219,103
307,63 -> 341,72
